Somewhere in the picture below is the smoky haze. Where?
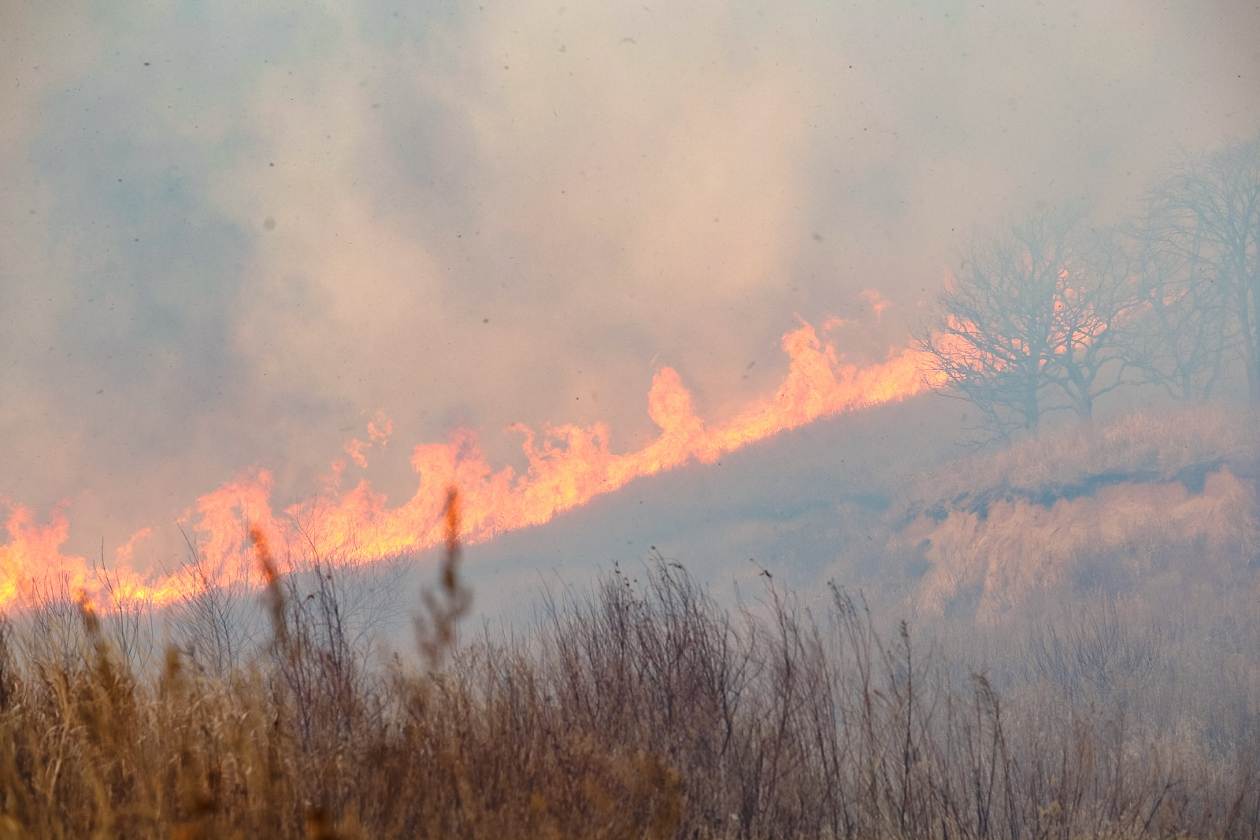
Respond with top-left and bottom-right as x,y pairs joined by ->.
1,0 -> 1258,569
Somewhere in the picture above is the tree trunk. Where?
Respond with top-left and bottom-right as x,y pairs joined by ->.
1022,374 -> 1040,435
1251,403 -> 1260,567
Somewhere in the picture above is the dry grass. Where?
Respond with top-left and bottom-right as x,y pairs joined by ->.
901,467 -> 1257,622
0,411 -> 1257,839
904,401 -> 1256,506
880,402 -> 1260,623
0,548 -> 1256,838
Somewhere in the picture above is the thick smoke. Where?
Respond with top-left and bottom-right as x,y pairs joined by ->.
1,0 -> 1258,568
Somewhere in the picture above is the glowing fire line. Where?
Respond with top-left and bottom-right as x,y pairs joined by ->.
0,321 -> 941,610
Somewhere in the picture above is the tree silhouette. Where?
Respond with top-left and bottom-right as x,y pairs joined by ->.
1141,133 -> 1260,403
917,212 -> 1132,440
1120,218 -> 1229,403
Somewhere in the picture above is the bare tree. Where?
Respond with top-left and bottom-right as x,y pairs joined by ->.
1120,220 -> 1229,402
1045,228 -> 1137,419
917,211 -> 1132,440
1144,133 -> 1260,402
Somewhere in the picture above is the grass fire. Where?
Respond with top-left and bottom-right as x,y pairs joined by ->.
2,2 -> 1259,836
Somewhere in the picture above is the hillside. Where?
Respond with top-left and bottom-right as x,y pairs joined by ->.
888,404 -> 1259,623
2,399 -> 1258,838
460,398 -> 1259,631
458,391 -> 973,622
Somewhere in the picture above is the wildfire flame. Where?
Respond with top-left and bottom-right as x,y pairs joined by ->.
0,320 -> 941,611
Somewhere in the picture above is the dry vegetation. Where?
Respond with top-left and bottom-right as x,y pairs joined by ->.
0,564 -> 1257,838
881,402 -> 1260,622
1,408 -> 1258,839
902,402 -> 1257,507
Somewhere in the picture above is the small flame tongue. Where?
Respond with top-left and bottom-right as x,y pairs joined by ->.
0,320 -> 940,610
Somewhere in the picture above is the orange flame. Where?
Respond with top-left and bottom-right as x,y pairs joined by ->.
0,320 -> 941,611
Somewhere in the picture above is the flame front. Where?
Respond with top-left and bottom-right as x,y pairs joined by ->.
0,321 -> 941,611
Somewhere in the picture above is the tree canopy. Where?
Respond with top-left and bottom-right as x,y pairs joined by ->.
919,132 -> 1260,440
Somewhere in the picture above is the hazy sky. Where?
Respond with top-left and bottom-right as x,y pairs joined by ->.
2,0 -> 1258,567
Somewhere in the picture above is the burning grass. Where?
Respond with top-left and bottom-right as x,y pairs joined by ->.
1,407 -> 1258,838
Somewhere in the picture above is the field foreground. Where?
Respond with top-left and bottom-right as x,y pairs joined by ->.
1,405 -> 1258,839
1,568 -> 1257,839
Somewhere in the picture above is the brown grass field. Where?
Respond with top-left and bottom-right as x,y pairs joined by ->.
1,404 -> 1258,839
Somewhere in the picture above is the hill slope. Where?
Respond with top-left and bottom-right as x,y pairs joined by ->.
459,399 -> 1258,627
